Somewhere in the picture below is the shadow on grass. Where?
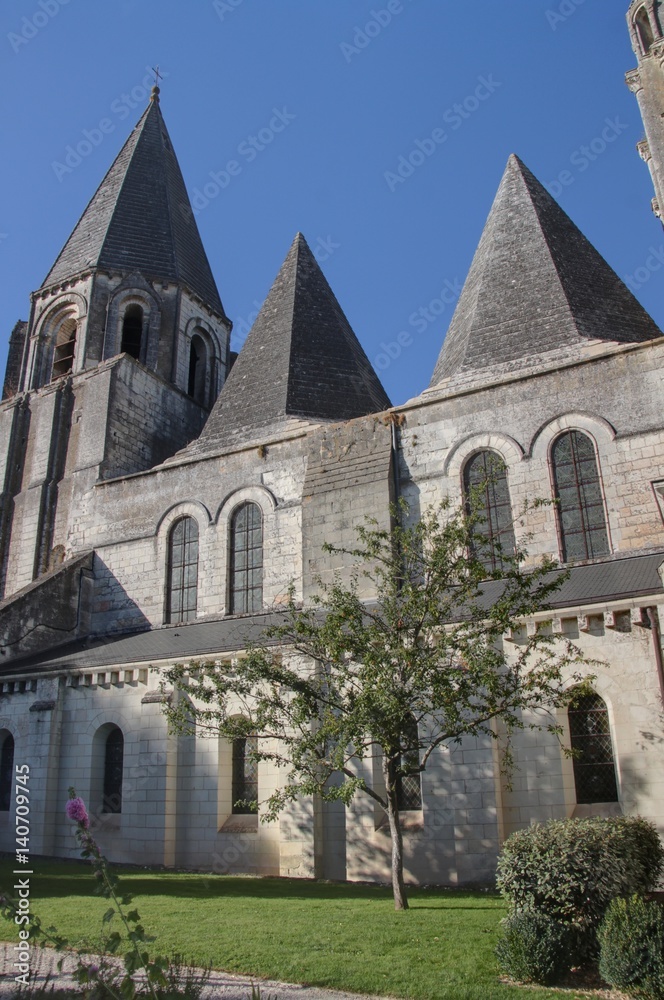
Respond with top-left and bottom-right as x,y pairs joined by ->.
0,857 -> 502,909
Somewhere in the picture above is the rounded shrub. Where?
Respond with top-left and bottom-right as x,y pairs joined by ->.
495,910 -> 578,985
496,816 -> 664,940
598,895 -> 664,999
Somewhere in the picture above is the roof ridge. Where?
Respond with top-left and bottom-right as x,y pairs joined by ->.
40,105 -> 150,290
429,154 -> 661,388
94,102 -> 159,282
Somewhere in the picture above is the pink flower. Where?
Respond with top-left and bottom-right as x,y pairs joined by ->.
65,797 -> 89,827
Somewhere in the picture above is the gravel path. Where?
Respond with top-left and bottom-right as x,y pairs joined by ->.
0,944 -> 387,1000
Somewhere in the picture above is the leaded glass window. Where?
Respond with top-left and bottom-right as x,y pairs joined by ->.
229,503 -> 263,614
0,734 -> 14,812
568,693 -> 618,804
232,735 -> 258,814
396,717 -> 422,811
551,431 -> 609,563
166,517 -> 199,623
463,451 -> 516,572
102,728 -> 124,814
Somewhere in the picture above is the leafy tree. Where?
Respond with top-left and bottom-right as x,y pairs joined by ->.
163,497 -> 588,911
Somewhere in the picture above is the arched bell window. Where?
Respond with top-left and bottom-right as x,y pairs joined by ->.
165,516 -> 199,623
229,502 -> 263,614
232,734 -> 258,814
635,6 -> 655,53
121,305 -> 144,360
0,733 -> 15,812
188,335 -> 208,405
51,317 -> 77,379
463,450 -> 516,572
568,692 -> 618,804
551,431 -> 609,563
102,727 -> 124,814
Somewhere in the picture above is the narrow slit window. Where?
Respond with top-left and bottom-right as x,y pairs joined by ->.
0,734 -> 14,812
121,305 -> 143,360
166,516 -> 199,623
229,503 -> 263,614
232,735 -> 258,814
102,728 -> 124,814
551,431 -> 609,563
568,693 -> 618,804
463,451 -> 516,572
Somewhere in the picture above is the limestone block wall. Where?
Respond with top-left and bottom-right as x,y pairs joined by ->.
79,438 -> 308,635
302,417 -> 394,600
400,342 -> 664,566
102,358 -> 209,479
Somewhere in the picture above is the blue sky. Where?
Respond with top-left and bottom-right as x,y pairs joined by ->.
0,0 -> 662,406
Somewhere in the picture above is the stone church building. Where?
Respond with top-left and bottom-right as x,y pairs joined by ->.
0,3 -> 663,886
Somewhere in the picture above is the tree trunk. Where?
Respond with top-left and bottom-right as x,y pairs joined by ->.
383,758 -> 409,911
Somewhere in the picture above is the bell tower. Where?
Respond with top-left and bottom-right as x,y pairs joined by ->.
626,0 -> 664,222
0,88 -> 232,598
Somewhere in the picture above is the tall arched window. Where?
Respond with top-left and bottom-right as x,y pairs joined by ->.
121,305 -> 143,360
229,503 -> 263,614
102,728 -> 124,814
551,431 -> 609,563
0,733 -> 14,812
52,317 -> 77,379
188,335 -> 208,405
395,716 -> 422,812
463,451 -> 516,572
636,6 -> 655,53
166,516 -> 199,623
232,735 -> 258,814
568,692 -> 618,804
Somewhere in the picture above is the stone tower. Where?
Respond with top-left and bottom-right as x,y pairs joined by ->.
0,87 -> 232,598
626,0 -> 664,222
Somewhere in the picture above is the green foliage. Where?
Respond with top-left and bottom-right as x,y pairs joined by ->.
495,910 -> 578,985
599,895 -> 664,999
163,497 -> 587,909
496,816 -> 664,946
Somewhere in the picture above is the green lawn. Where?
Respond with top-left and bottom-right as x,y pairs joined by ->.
0,859 -> 595,1000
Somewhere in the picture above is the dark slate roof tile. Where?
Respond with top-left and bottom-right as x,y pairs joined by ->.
42,97 -> 225,316
430,155 -> 661,387
2,552 -> 662,676
186,233 -> 391,453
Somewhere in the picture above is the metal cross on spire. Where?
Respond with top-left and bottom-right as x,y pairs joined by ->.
152,66 -> 163,88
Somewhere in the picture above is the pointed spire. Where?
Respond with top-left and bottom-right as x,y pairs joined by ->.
190,233 -> 391,451
430,155 -> 661,388
41,99 -> 226,317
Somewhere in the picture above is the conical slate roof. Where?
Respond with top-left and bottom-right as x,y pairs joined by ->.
430,155 -> 661,388
191,233 -> 391,450
42,93 -> 225,316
